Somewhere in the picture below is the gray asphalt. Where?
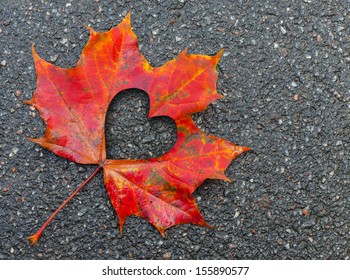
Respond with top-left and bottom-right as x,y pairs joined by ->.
0,0 -> 349,259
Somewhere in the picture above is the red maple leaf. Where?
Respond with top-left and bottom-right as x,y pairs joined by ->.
27,13 -> 250,244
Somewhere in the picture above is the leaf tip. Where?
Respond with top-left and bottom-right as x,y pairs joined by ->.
31,44 -> 40,62
118,218 -> 125,235
124,11 -> 132,23
24,99 -> 33,105
87,25 -> 97,36
216,93 -> 225,100
218,48 -> 224,55
212,172 -> 231,182
27,137 -> 41,144
180,48 -> 188,57
118,11 -> 132,31
239,146 -> 252,153
213,49 -> 224,65
222,174 -> 232,182
201,220 -> 213,229
229,145 -> 251,161
209,92 -> 225,105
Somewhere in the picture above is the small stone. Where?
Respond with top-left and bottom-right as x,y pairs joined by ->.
302,208 -> 309,216
144,239 -> 152,245
333,91 -> 341,99
301,218 -> 316,228
280,26 -> 287,34
291,81 -> 297,87
337,26 -> 345,32
3,20 -> 11,26
10,248 -> 14,254
151,28 -> 159,35
285,243 -> 290,250
336,140 -> 342,146
305,54 -> 311,59
60,38 -> 68,45
234,211 -> 240,218
193,245 -> 201,252
66,3 -> 72,7
142,135 -> 155,143
77,209 -> 87,217
163,252 -> 172,260
293,94 -> 299,101
12,147 -> 19,155
78,167 -> 85,173
175,36 -> 182,42
50,54 -> 59,62
228,243 -> 236,249
281,48 -> 289,57
1,60 -> 6,66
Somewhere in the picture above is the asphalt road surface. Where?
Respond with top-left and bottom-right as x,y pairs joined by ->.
0,0 -> 349,259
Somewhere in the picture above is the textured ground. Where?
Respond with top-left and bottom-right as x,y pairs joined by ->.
0,0 -> 349,259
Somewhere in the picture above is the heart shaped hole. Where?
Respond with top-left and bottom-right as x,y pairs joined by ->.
105,89 -> 177,160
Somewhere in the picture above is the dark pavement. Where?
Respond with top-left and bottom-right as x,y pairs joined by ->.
0,0 -> 349,259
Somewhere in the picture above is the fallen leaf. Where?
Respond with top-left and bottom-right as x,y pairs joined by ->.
27,13 -> 250,244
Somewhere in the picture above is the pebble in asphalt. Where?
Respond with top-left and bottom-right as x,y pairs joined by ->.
0,1 -> 349,259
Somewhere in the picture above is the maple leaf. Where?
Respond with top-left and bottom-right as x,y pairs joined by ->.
27,13 -> 250,244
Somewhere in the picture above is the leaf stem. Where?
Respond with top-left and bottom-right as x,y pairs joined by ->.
28,166 -> 102,245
